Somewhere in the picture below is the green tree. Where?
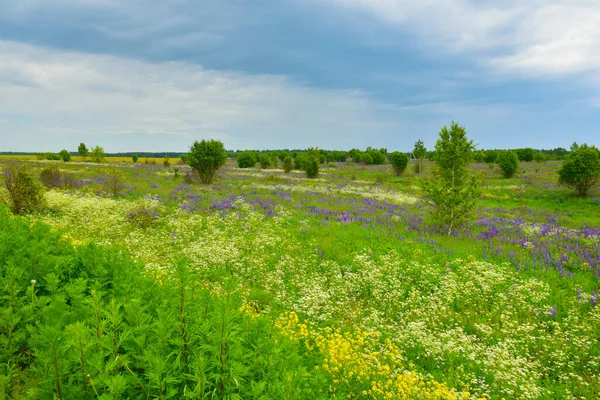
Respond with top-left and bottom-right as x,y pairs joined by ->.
237,151 -> 257,168
423,122 -> 480,235
496,151 -> 519,178
413,140 -> 427,173
388,152 -> 409,176
132,154 -> 139,163
2,166 -> 46,214
558,143 -> 600,197
517,148 -> 534,162
533,151 -> 546,163
58,149 -> 71,162
78,143 -> 88,160
368,149 -> 386,165
283,156 -> 293,173
259,153 -> 272,169
304,148 -> 320,178
186,139 -> 228,184
163,155 -> 170,168
483,150 -> 497,163
89,146 -> 105,163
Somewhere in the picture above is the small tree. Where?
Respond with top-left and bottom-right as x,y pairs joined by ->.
90,146 -> 105,163
132,154 -> 139,163
517,148 -> 534,162
78,143 -> 89,160
413,140 -> 427,173
237,151 -> 257,168
304,147 -> 320,178
533,151 -> 546,163
496,151 -> 519,178
59,149 -> 71,162
483,150 -> 497,163
163,155 -> 170,168
558,143 -> 600,197
186,139 -> 228,184
283,156 -> 293,173
388,152 -> 409,176
423,122 -> 480,235
2,167 -> 46,214
259,153 -> 272,169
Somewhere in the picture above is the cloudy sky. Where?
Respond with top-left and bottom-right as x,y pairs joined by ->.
1,0 -> 599,152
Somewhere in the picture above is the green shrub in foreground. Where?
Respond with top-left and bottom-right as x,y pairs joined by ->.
2,166 -> 46,215
388,151 -> 409,176
558,143 -> 600,197
496,150 -> 519,178
0,207 -> 334,399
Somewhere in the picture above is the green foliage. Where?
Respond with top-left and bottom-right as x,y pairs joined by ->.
558,143 -> 600,197
388,152 -> 409,176
283,156 -> 293,173
186,139 -> 228,184
413,140 -> 427,173
237,151 -> 257,168
496,150 -> 519,178
259,153 -> 272,169
516,147 -> 534,162
163,155 -> 170,168
367,149 -> 386,165
294,153 -> 307,170
304,148 -> 320,179
483,150 -> 497,163
473,150 -> 485,163
78,143 -> 89,159
132,154 -> 138,163
278,151 -> 289,162
40,164 -> 63,188
0,209 -> 334,399
58,150 -> 71,162
102,170 -> 124,197
360,153 -> 373,165
90,146 -> 105,163
423,122 -> 480,235
2,166 -> 46,215
533,151 -> 546,163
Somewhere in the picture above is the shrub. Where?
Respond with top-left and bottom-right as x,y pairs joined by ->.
2,166 -> 46,214
368,149 -> 386,165
558,143 -> 600,197
102,170 -> 124,197
413,140 -> 427,173
517,147 -> 534,162
163,155 -> 170,168
58,149 -> 71,162
173,166 -> 180,180
304,147 -> 320,178
185,139 -> 228,184
237,151 -> 257,168
259,153 -> 272,169
78,143 -> 88,159
388,152 -> 409,176
132,154 -> 139,163
360,153 -> 373,165
423,121 -> 480,235
183,169 -> 198,184
283,156 -> 293,173
496,151 -> 519,178
473,150 -> 485,163
294,153 -> 308,170
483,150 -> 497,163
533,152 -> 546,163
90,146 -> 105,163
40,164 -> 63,188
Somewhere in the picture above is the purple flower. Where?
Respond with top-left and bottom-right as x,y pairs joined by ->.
548,306 -> 557,318
592,291 -> 598,307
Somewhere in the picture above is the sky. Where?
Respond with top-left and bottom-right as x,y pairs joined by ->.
0,0 -> 599,152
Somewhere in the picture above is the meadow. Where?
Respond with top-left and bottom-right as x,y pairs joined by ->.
0,156 -> 599,399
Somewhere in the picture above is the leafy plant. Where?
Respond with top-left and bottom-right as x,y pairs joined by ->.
283,156 -> 293,173
423,121 -> 480,235
237,151 -> 257,168
185,140 -> 228,184
259,153 -> 272,169
132,154 -> 138,163
558,143 -> 600,197
413,140 -> 427,173
2,166 -> 46,214
388,152 -> 409,176
304,148 -> 320,179
58,150 -> 71,162
163,155 -> 170,168
78,143 -> 89,160
496,150 -> 519,178
90,146 -> 105,163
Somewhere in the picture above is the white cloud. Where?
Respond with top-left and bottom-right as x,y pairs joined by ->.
0,40 -> 409,150
324,0 -> 600,77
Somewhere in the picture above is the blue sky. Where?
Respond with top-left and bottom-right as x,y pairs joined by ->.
0,0 -> 599,152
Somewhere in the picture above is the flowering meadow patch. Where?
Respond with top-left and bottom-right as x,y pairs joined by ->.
1,157 -> 599,399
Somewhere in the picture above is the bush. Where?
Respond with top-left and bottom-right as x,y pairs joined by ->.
360,153 -> 373,165
102,170 -> 124,197
496,151 -> 519,178
259,153 -> 272,169
58,149 -> 71,162
533,152 -> 546,163
283,156 -> 293,173
237,151 -> 257,168
40,164 -> 63,188
388,152 -> 409,176
368,150 -> 386,165
2,167 -> 46,214
185,139 -> 228,184
90,146 -> 105,163
558,143 -> 600,197
517,147 -> 534,162
78,143 -> 88,159
132,154 -> 139,163
423,121 -> 480,235
294,153 -> 308,170
483,150 -> 497,164
304,147 -> 320,178
163,155 -> 170,168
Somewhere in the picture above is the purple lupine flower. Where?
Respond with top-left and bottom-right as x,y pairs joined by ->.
592,291 -> 598,307
548,306 -> 557,318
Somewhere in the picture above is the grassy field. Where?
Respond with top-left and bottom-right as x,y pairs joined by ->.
0,156 -> 599,399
